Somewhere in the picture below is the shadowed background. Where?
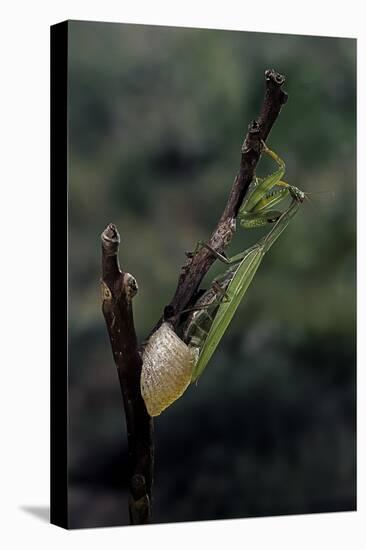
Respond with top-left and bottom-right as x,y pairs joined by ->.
67,20 -> 356,528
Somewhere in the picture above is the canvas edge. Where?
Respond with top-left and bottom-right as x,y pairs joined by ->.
50,20 -> 69,530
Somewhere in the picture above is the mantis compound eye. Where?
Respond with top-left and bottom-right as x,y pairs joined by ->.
140,322 -> 197,417
290,187 -> 305,203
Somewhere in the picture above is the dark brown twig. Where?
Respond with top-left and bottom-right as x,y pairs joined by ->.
101,223 -> 153,524
161,69 -> 288,331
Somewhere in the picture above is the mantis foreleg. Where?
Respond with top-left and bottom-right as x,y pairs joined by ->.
240,141 -> 286,215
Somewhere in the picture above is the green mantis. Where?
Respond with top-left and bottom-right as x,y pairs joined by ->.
140,141 -> 305,416
184,142 -> 305,382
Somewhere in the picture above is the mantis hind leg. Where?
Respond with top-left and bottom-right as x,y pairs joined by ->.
180,284 -> 230,316
189,240 -> 233,264
192,240 -> 261,265
212,281 -> 230,302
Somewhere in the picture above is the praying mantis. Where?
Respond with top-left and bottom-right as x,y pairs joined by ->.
141,141 -> 305,415
183,141 -> 305,382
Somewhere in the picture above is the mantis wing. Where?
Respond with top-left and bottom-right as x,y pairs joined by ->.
191,246 -> 264,382
191,198 -> 301,382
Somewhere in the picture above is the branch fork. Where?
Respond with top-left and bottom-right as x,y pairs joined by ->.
100,69 -> 288,524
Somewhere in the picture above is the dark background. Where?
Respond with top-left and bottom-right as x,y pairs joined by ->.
67,20 -> 356,528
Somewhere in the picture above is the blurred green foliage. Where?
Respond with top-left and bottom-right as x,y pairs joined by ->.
67,21 -> 356,527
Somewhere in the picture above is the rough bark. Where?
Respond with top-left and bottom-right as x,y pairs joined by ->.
101,223 -> 153,524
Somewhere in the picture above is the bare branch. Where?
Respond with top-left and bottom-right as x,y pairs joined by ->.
101,223 -> 154,525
